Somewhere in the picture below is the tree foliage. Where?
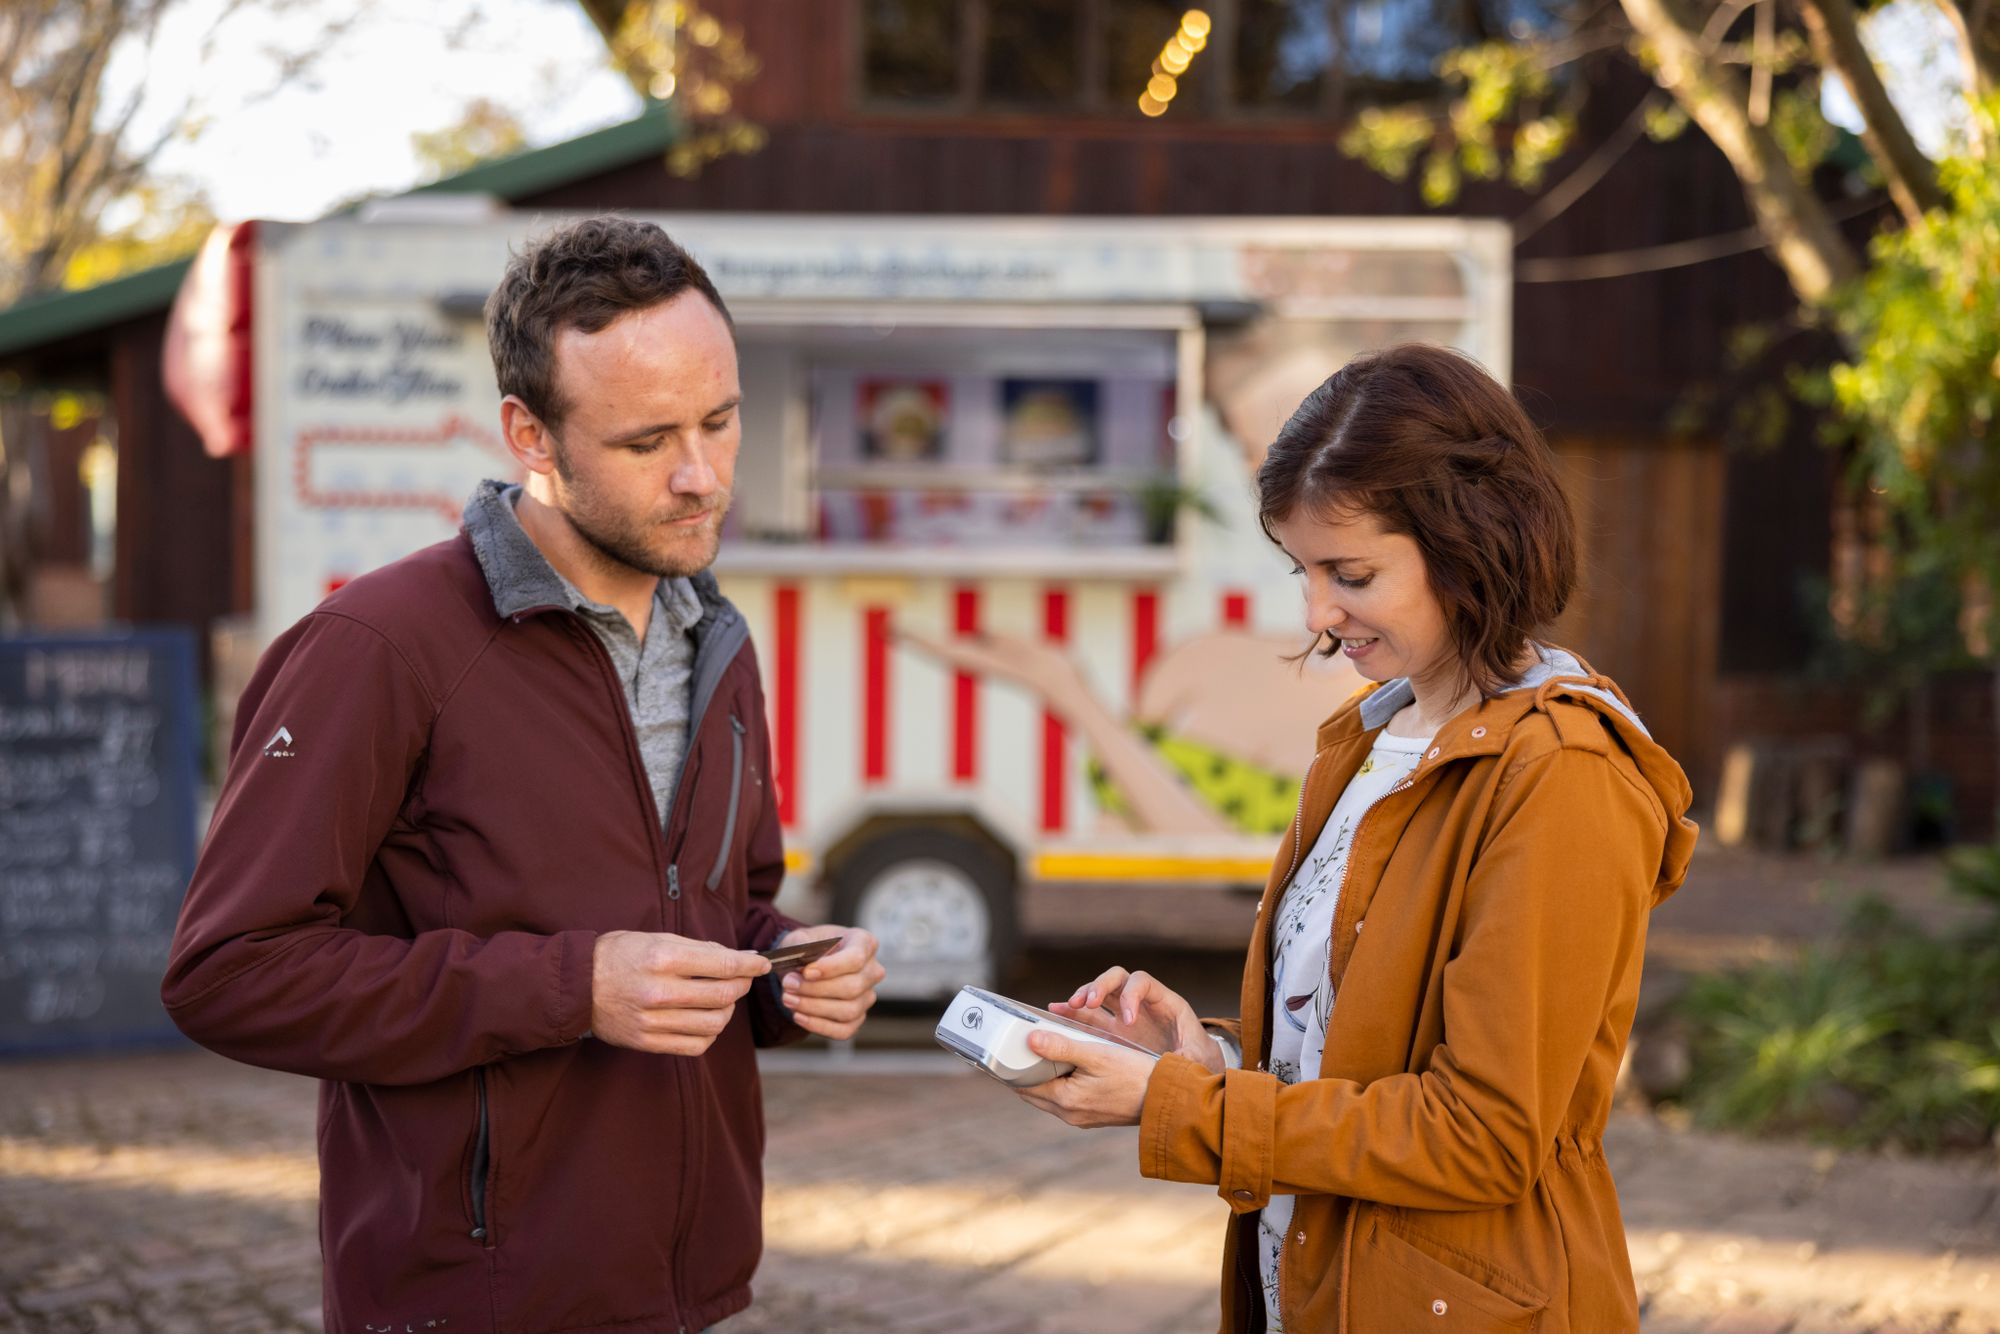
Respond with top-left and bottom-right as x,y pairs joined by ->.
2,0 -> 187,301
1343,0 -> 2000,827
411,97 -> 529,182
0,0 -> 363,304
1827,100 -> 2000,605
579,0 -> 764,178
1338,41 -> 1580,205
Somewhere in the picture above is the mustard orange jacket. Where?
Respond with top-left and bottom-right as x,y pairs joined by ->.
1139,650 -> 1697,1332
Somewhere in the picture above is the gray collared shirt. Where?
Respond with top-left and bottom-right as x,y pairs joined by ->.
464,481 -> 704,828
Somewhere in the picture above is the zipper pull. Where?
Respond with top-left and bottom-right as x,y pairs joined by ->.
667,864 -> 681,900
730,715 -> 746,735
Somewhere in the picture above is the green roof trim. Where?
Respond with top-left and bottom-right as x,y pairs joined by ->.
413,102 -> 678,201
1825,127 -> 1871,175
0,258 -> 192,361
0,103 -> 679,361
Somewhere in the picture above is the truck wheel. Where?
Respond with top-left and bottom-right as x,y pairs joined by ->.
828,828 -> 1017,1002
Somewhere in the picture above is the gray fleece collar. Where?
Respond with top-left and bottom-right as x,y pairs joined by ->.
462,479 -> 713,628
1357,643 -> 1649,737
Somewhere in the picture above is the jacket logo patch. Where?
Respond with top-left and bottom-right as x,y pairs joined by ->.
263,726 -> 297,758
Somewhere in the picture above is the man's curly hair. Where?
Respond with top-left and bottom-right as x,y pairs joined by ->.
485,216 -> 731,432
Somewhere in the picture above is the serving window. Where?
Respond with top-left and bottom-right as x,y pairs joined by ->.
734,321 -> 1189,552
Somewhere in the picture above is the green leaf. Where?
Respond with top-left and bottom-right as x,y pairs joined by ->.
1642,101 -> 1689,143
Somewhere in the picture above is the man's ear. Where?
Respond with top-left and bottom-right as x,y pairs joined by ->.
500,395 -> 559,477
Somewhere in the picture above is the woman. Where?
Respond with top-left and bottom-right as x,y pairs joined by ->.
1015,343 -> 1698,1333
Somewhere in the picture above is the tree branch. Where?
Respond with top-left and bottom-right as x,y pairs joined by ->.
1619,0 -> 1862,304
1512,91 -> 1662,243
1701,0 -> 1761,50
1750,0 -> 1774,124
1942,0 -> 2000,93
1517,190 -> 1887,280
1795,0 -> 1943,226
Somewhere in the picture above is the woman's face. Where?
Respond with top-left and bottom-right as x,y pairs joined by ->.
1269,506 -> 1456,690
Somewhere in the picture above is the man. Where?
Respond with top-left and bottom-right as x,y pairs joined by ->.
163,216 -> 883,1334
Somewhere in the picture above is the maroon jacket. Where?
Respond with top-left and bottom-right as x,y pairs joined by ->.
163,532 -> 803,1334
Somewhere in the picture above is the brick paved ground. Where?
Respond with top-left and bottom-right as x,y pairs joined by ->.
2,1046 -> 1997,1333
3,842 -> 1995,1332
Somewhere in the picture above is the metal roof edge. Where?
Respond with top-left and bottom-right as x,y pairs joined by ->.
412,102 -> 679,202
0,259 -> 192,361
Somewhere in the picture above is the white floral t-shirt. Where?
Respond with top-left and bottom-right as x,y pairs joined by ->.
1259,728 -> 1431,1331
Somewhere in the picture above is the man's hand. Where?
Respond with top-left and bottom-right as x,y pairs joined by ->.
1049,966 -> 1226,1075
1013,1030 -> 1157,1128
773,924 -> 884,1040
590,931 -> 771,1056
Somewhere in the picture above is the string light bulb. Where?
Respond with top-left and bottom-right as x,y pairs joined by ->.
1139,10 -> 1210,117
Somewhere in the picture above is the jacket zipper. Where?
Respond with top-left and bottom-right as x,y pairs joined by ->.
1264,760 -> 1424,1328
542,600 -> 750,1331
1323,768 -> 1418,991
469,1067 -> 491,1244
651,607 -> 746,1325
553,612 -> 696,1326
1236,1216 -> 1263,1333
1277,752 -> 1325,888
1276,1207 -> 1291,1331
704,716 -> 747,891
1255,750 -> 1326,1075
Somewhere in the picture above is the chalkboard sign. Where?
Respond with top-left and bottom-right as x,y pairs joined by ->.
0,630 -> 200,1054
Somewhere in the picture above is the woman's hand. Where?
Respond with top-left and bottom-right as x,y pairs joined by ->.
1013,1030 -> 1158,1128
1049,966 -> 1227,1075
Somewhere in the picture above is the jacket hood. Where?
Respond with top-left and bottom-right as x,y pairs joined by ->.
1348,644 -> 1697,906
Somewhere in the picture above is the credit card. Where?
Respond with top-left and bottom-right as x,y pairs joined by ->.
759,934 -> 843,975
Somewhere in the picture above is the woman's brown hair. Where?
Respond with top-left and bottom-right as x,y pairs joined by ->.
1257,343 -> 1577,696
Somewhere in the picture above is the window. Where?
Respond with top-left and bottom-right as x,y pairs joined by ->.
857,0 -> 1565,118
1234,0 -> 1337,111
983,0 -> 1083,107
1340,0 -> 1471,94
800,325 -> 1182,550
862,0 -> 963,106
1102,0 -> 1213,113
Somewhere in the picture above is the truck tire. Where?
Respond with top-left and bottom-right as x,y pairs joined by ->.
828,827 -> 1017,1002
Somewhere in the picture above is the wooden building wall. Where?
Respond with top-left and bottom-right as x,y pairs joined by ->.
6,314 -> 245,682
532,1 -> 1802,438
1550,437 -> 1728,790
518,1 -> 1811,801
10,0 -> 1846,814
107,313 -> 247,649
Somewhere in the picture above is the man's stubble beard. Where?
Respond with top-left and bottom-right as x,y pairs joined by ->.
568,496 -> 730,580
551,448 -> 732,579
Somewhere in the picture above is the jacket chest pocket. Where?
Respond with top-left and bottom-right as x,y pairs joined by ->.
1346,1218 -> 1546,1332
701,713 -> 755,899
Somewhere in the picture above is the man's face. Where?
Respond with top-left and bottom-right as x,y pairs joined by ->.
539,291 -> 741,579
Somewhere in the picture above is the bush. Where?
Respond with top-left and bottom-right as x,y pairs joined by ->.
1676,844 -> 2000,1151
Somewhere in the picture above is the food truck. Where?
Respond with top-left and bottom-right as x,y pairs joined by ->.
166,208 -> 1512,998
